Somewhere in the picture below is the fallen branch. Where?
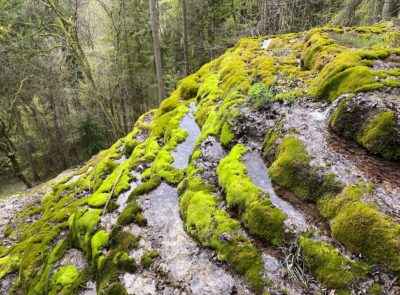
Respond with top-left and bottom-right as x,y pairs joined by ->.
103,168 -> 124,215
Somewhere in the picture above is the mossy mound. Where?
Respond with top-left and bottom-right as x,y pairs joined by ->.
329,91 -> 400,160
300,236 -> 369,291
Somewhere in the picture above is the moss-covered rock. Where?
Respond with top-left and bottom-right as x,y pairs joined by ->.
318,183 -> 400,271
329,92 -> 400,160
217,144 -> 285,246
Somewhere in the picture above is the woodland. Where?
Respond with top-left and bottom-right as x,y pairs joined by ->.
2,0 -> 398,192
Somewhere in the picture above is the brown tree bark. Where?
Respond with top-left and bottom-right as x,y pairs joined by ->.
181,0 -> 190,76
0,119 -> 32,188
149,0 -> 166,103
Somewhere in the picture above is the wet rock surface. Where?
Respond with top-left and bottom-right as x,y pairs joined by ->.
196,136 -> 226,187
126,183 -> 252,295
171,103 -> 202,169
243,149 -> 309,233
278,98 -> 400,220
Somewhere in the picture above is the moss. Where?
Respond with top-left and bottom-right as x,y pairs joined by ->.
318,183 -> 400,271
179,74 -> 199,100
128,176 -> 161,202
140,250 -> 159,269
220,123 -> 235,146
317,65 -> 379,101
109,229 -> 140,251
180,141 -> 267,294
68,208 -> 102,256
267,136 -> 342,201
116,251 -> 137,272
358,111 -> 400,160
51,265 -> 79,288
369,283 -> 382,295
300,237 -> 369,291
123,138 -> 140,157
117,202 -> 147,227
91,230 -> 109,262
0,253 -> 21,278
219,58 -> 251,96
106,282 -> 128,295
217,144 -> 285,245
330,97 -> 400,160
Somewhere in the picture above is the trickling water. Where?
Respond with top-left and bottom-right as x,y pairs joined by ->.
65,167 -> 93,185
171,103 -> 202,169
261,39 -> 273,49
116,170 -> 142,212
243,150 -> 309,233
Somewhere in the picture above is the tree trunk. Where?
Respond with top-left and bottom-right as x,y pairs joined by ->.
181,0 -> 190,76
0,120 -> 32,188
381,0 -> 392,21
7,151 -> 32,188
149,0 -> 166,103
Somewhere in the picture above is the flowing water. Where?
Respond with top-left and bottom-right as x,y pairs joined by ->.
243,150 -> 309,233
171,102 -> 201,169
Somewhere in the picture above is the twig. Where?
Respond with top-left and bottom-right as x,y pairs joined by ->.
103,168 -> 124,215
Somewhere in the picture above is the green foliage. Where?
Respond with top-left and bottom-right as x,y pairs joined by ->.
76,113 -> 105,157
248,83 -> 274,110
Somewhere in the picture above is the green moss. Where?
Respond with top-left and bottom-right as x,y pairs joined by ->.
219,58 -> 251,96
106,282 -> 128,295
51,265 -> 79,288
217,144 -> 285,245
300,237 -> 369,291
128,176 -> 161,201
267,136 -> 342,201
369,283 -> 382,295
317,65 -> 379,101
358,111 -> 400,160
220,123 -> 235,146
179,74 -> 199,100
180,141 -> 267,294
91,230 -> 109,261
318,183 -> 400,271
0,253 -> 21,278
117,202 -> 147,227
68,208 -> 102,256
140,250 -> 159,268
123,138 -> 140,157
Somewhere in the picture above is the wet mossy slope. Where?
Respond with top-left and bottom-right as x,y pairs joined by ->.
1,20 -> 400,294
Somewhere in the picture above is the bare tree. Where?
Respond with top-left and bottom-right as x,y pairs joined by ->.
42,0 -> 123,138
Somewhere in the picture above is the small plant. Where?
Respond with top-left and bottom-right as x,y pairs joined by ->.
248,83 -> 274,110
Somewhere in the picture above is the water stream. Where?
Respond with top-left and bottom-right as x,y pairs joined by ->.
243,150 -> 309,233
171,102 -> 201,169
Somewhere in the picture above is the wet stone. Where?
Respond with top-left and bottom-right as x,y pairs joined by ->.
243,150 -> 309,233
171,103 -> 201,169
129,183 -> 252,295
